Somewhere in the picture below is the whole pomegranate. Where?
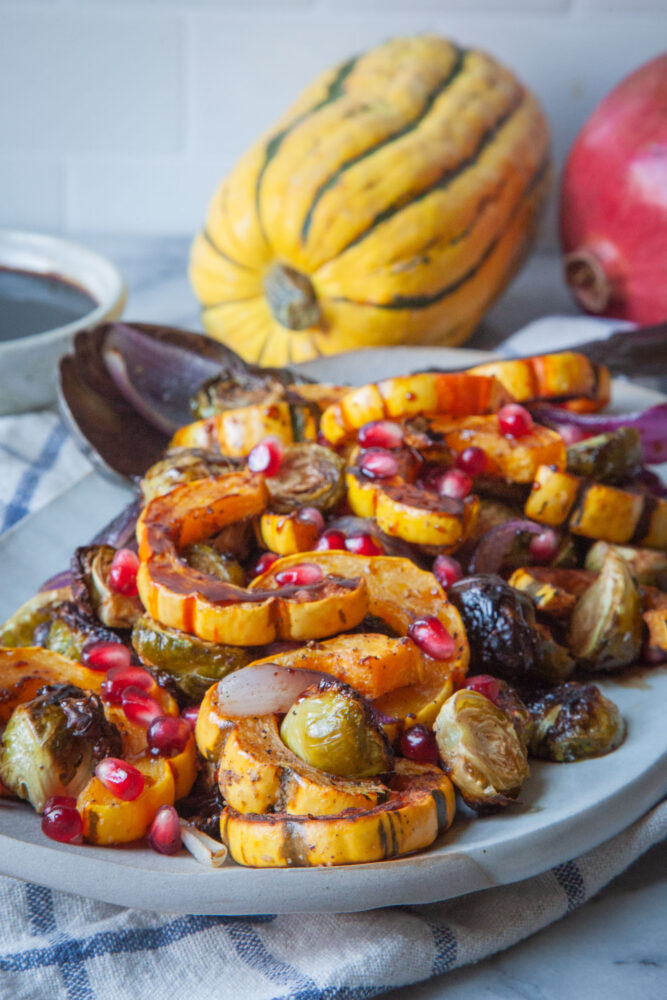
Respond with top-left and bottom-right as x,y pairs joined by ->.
560,53 -> 667,324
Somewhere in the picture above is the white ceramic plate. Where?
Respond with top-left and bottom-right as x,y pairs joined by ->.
0,347 -> 665,916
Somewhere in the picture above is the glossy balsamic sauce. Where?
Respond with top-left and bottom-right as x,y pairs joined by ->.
0,267 -> 97,341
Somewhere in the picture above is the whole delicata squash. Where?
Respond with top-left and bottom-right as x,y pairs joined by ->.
190,35 -> 551,365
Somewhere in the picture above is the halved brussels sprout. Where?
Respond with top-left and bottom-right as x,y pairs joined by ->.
0,684 -> 122,812
182,544 -> 245,586
72,546 -> 143,629
266,444 -> 345,513
568,550 -> 643,671
586,541 -> 667,589
0,587 -> 71,648
434,689 -> 529,811
494,680 -> 534,749
191,370 -> 287,419
41,603 -> 124,662
140,447 -> 240,503
565,427 -> 642,483
280,680 -> 393,778
132,615 -> 253,700
525,682 -> 624,762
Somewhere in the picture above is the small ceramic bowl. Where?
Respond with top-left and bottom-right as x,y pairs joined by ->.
0,230 -> 126,414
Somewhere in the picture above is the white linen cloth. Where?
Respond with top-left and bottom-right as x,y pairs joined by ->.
0,313 -> 664,999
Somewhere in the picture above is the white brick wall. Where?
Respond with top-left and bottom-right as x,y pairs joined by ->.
0,1 -> 665,244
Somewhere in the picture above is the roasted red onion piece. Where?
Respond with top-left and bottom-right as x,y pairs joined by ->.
469,519 -> 545,575
533,403 -> 667,465
38,570 -> 73,594
214,664 -> 333,718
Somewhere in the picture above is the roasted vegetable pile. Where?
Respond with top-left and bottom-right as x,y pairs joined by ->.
1,348 -> 665,866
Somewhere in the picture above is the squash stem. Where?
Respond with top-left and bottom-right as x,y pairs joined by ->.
264,264 -> 322,330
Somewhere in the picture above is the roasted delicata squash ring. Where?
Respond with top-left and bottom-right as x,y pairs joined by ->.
0,646 -> 106,725
216,714 -> 389,816
525,465 -> 667,549
468,353 -> 610,411
321,373 -> 512,445
219,759 -> 455,867
243,633 -> 425,701
428,415 -> 566,484
375,484 -> 479,548
258,512 -> 319,555
170,400 -> 317,458
251,552 -> 469,691
77,755 -> 176,846
138,471 -> 368,644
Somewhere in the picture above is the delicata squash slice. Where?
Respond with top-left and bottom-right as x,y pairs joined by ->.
321,372 -> 512,445
137,471 -> 368,644
219,758 -> 455,868
251,551 -> 468,724
468,352 -> 610,412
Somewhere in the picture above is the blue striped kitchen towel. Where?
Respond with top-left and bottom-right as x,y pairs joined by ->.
0,408 -> 665,1000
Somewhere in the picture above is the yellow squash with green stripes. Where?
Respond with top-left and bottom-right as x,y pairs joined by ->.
190,35 -> 551,366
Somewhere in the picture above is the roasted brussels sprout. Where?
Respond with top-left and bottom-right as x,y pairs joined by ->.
140,447 -> 240,503
0,588 -> 71,648
280,680 -> 393,778
565,427 -> 642,483
71,545 -> 143,629
191,370 -> 287,419
434,689 -> 529,811
266,443 -> 345,513
0,684 -> 122,812
568,550 -> 643,671
182,544 -> 245,586
525,682 -> 624,762
132,615 -> 253,700
40,602 -> 124,662
448,575 -> 541,683
494,680 -> 534,749
586,541 -> 667,589
535,623 -> 576,683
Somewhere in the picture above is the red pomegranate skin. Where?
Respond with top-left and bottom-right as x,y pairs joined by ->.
560,53 -> 667,324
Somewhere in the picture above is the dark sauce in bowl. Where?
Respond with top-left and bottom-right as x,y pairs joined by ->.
0,267 -> 97,342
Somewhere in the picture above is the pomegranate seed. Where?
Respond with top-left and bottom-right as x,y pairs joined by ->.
456,446 -> 488,477
147,715 -> 191,755
408,616 -> 456,660
433,554 -> 463,589
95,758 -> 145,801
121,686 -> 164,728
358,448 -> 399,480
316,529 -> 347,551
41,805 -> 83,844
101,665 -> 154,704
247,436 -> 283,476
498,403 -> 534,438
557,424 -> 590,446
275,562 -> 323,586
253,551 -> 279,577
345,533 -> 383,556
464,674 -> 500,704
529,528 -> 559,564
43,795 -> 77,815
82,641 -> 131,673
358,420 -> 404,450
108,548 -> 139,596
148,805 -> 182,856
437,468 -> 472,500
181,704 -> 200,729
297,507 -> 325,534
400,724 -> 439,765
